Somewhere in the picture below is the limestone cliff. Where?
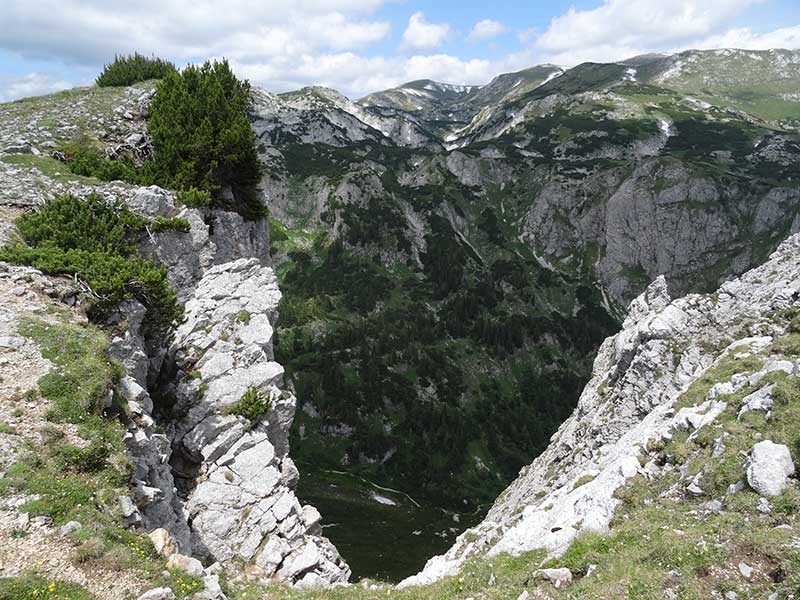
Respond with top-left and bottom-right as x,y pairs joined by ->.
0,121 -> 350,588
106,190 -> 351,587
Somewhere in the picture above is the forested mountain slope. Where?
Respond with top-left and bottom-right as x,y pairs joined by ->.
254,49 -> 800,530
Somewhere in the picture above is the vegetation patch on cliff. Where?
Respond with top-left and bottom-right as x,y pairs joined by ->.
0,193 -> 181,336
226,387 -> 271,427
147,59 -> 264,218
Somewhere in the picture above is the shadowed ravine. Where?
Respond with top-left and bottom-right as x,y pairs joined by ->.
295,468 -> 484,581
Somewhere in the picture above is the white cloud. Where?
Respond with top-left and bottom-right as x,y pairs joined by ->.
0,1 -> 391,64
468,19 -> 506,43
0,72 -> 72,102
400,12 -> 451,50
692,25 -> 800,51
235,52 -> 505,98
525,0 -> 798,66
304,13 -> 390,50
0,0 -> 798,102
536,0 -> 763,52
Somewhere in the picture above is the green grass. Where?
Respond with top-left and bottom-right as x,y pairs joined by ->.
571,473 -> 597,490
17,317 -> 121,423
230,549 -> 549,600
1,317 -> 129,524
0,573 -> 95,600
675,352 -> 765,409
0,315 -> 204,598
0,154 -> 99,185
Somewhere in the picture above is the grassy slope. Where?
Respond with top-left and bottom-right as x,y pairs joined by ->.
0,311 -> 203,599
650,49 -> 800,123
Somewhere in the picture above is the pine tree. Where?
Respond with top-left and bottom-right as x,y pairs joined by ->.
147,60 -> 263,217
96,53 -> 176,87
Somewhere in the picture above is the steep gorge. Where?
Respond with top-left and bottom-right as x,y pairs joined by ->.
251,49 -> 800,579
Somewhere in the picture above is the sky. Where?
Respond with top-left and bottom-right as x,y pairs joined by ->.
0,0 -> 799,102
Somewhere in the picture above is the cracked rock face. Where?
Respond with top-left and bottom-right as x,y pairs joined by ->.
93,186 -> 348,587
401,233 -> 800,588
161,258 -> 350,587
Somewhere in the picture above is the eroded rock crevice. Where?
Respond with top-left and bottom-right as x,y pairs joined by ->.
106,186 -> 350,588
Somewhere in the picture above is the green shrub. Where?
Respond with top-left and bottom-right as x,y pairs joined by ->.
87,58 -> 265,220
176,187 -> 212,208
62,141 -> 142,183
148,59 -> 264,218
96,53 -> 176,87
0,194 -> 181,336
12,193 -> 146,254
227,387 -> 270,425
151,216 -> 191,233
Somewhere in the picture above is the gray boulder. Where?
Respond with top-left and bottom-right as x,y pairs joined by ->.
746,440 -> 795,497
535,567 -> 573,588
127,186 -> 176,218
166,553 -> 204,577
59,521 -> 82,536
738,385 -> 774,419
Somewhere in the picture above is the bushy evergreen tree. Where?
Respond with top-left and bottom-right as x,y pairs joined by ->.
148,59 -> 263,217
96,53 -> 176,87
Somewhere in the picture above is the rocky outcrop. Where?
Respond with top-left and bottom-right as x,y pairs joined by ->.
402,233 -> 800,587
118,213 -> 349,585
159,258 -> 350,587
521,155 -> 800,306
